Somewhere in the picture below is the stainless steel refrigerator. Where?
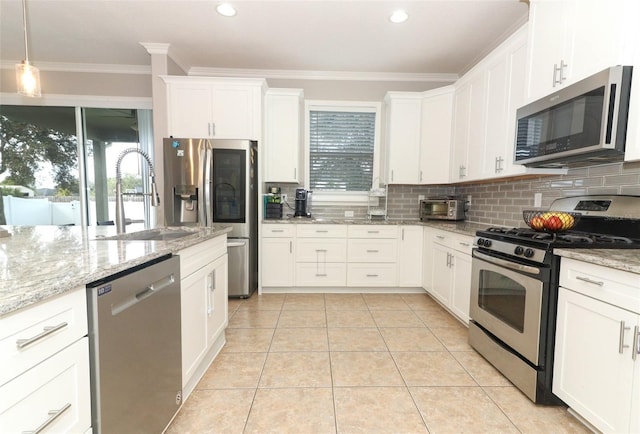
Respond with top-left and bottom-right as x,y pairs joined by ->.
163,138 -> 258,298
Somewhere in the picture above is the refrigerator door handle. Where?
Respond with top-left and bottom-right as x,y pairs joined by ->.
197,146 -> 207,226
203,148 -> 213,226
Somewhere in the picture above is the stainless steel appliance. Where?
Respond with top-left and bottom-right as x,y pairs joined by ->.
515,65 -> 633,168
469,195 -> 640,404
86,255 -> 181,433
419,198 -> 466,221
164,138 -> 258,298
294,188 -> 312,217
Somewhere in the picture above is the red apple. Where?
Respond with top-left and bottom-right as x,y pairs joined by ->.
544,215 -> 563,231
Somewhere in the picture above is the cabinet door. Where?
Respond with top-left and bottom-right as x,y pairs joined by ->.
421,229 -> 434,291
387,96 -> 422,184
211,85 -> 259,140
420,88 -> 454,184
261,238 -> 294,286
450,250 -> 472,323
0,338 -> 91,434
483,53 -> 509,178
465,73 -> 487,181
450,83 -> 471,181
553,287 -> 638,433
207,254 -> 228,346
429,243 -> 452,306
526,0 -> 575,100
264,91 -> 302,182
398,226 -> 423,287
181,266 -> 209,385
167,81 -> 214,138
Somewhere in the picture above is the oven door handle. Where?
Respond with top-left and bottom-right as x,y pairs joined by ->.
473,250 -> 541,275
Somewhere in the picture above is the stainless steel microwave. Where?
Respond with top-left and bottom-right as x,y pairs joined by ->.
514,65 -> 633,168
420,199 -> 466,221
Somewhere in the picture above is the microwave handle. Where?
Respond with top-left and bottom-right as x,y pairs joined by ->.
473,250 -> 540,275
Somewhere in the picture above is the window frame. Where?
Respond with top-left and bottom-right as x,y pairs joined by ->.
304,100 -> 382,204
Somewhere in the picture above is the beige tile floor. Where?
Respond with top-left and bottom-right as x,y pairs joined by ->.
167,293 -> 590,434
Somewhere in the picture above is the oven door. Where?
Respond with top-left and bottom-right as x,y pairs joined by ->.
470,249 -> 545,366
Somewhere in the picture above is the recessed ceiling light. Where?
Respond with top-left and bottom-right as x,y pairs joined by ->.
217,3 -> 237,17
389,9 -> 408,23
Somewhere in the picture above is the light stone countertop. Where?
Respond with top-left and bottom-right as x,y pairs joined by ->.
262,218 -> 491,238
554,248 -> 640,275
0,224 -> 232,317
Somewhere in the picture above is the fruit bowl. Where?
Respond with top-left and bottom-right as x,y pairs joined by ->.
523,210 -> 580,233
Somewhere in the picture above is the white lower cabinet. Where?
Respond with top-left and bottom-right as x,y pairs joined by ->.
0,287 -> 91,433
398,225 -> 423,287
347,225 -> 398,287
179,235 -> 228,399
0,338 -> 91,434
554,257 -> 640,433
427,229 -> 473,323
296,225 -> 347,287
262,224 -> 296,287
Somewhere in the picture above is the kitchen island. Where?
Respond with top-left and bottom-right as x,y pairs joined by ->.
0,224 -> 232,316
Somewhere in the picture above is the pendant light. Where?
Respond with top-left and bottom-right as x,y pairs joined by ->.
15,0 -> 41,97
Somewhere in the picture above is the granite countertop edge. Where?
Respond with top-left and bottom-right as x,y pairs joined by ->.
262,218 -> 491,237
0,225 -> 233,317
554,248 -> 640,275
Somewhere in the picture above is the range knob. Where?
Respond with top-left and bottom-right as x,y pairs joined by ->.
481,239 -> 492,247
524,248 -> 535,258
477,238 -> 485,246
514,246 -> 524,255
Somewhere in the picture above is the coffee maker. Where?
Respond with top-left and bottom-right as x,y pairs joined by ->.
294,188 -> 312,217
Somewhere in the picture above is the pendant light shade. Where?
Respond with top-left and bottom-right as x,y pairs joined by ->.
16,0 -> 41,97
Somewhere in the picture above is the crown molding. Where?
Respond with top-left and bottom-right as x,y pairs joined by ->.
188,67 -> 458,83
0,60 -> 151,75
0,92 -> 152,109
140,42 -> 170,55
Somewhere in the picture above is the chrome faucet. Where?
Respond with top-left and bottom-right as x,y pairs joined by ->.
115,148 -> 160,234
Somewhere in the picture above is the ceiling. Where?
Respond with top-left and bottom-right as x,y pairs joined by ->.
0,0 -> 529,79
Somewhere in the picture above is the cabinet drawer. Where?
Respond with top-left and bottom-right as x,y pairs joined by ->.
347,239 -> 397,263
347,263 -> 398,287
179,235 -> 227,278
297,224 -> 347,238
432,231 -> 474,255
348,225 -> 398,239
295,263 -> 346,286
559,257 -> 640,314
262,224 -> 295,238
0,337 -> 91,433
0,288 -> 87,386
296,238 -> 347,263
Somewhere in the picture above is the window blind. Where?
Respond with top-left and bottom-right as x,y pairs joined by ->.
309,110 -> 375,192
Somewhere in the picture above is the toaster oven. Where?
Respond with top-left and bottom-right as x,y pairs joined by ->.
419,199 -> 466,221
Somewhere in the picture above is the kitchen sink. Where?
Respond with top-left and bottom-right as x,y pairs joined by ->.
95,228 -> 197,241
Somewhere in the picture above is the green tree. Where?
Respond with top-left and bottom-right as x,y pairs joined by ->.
0,115 -> 78,224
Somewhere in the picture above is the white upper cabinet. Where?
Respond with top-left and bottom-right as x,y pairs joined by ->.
264,89 -> 303,182
526,0 -> 636,102
163,76 -> 265,140
450,81 -> 473,182
420,86 -> 454,184
385,93 -> 422,184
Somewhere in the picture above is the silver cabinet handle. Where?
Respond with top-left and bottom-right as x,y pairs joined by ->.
619,321 -> 631,354
449,253 -> 454,268
575,275 -> 604,286
559,60 -> 568,83
366,274 -> 378,277
23,402 -> 71,434
316,230 -> 328,233
420,171 -> 423,182
315,273 -> 327,277
402,228 -> 405,240
391,170 -> 394,182
367,230 -> 379,234
16,322 -> 68,349
633,326 -> 639,361
366,249 -> 379,253
271,229 -> 284,233
436,235 -> 445,240
294,167 -> 297,179
315,249 -> 327,252
289,240 -> 292,254
211,122 -> 216,136
459,242 -> 470,247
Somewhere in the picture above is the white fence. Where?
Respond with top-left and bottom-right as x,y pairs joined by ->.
2,196 -> 145,226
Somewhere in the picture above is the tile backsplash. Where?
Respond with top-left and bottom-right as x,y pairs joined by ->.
265,160 -> 640,227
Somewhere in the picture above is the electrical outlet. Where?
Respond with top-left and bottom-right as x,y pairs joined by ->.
467,195 -> 472,205
534,192 -> 542,208
344,210 -> 354,218
282,194 -> 287,203
418,194 -> 425,203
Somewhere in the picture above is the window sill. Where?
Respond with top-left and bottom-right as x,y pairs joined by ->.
311,192 -> 370,206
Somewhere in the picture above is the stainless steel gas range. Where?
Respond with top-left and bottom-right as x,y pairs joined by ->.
468,195 -> 640,404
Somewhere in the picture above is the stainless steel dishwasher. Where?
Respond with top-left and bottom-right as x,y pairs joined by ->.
87,254 -> 181,434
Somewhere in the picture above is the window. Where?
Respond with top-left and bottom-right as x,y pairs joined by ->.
0,104 -> 153,228
305,101 -> 381,203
